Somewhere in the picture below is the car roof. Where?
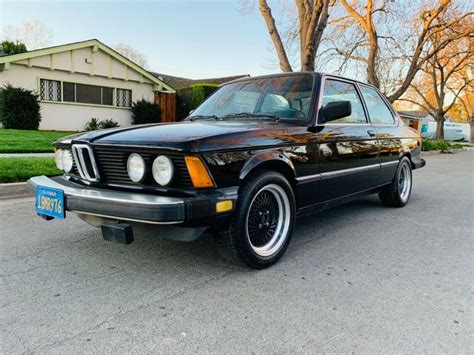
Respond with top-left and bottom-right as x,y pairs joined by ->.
222,71 -> 373,89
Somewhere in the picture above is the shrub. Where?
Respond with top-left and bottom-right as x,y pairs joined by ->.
84,117 -> 101,131
84,117 -> 120,131
131,99 -> 161,125
176,83 -> 219,120
0,84 -> 41,130
99,118 -> 120,129
422,140 -> 449,151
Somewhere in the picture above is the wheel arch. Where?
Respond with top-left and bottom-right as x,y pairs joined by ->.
399,150 -> 414,168
239,153 -> 297,196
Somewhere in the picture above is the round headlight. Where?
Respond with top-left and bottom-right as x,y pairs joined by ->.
54,149 -> 64,170
152,155 -> 174,186
62,149 -> 73,173
127,153 -> 146,183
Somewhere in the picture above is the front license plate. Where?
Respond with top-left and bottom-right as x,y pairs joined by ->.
35,186 -> 65,219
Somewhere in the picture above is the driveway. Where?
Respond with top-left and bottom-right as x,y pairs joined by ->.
1,152 -> 472,353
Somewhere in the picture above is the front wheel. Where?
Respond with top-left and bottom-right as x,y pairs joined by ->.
379,157 -> 413,207
214,170 -> 296,269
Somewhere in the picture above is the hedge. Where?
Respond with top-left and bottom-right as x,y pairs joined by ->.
176,83 -> 219,120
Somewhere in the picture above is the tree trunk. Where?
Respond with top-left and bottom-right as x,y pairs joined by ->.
259,0 -> 293,72
470,119 -> 474,143
366,25 -> 380,88
435,114 -> 445,140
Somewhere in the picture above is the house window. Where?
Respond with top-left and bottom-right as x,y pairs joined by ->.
63,82 -> 75,102
39,79 -> 132,108
63,82 -> 114,106
116,88 -> 132,107
40,79 -> 61,102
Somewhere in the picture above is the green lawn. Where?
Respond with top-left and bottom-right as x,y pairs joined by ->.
0,129 -> 78,153
0,157 -> 61,183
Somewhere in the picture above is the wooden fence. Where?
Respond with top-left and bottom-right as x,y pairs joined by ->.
154,92 -> 176,122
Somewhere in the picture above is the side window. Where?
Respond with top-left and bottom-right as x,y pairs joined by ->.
360,85 -> 395,124
321,80 -> 366,124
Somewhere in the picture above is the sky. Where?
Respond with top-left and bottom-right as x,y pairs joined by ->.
0,0 -> 282,79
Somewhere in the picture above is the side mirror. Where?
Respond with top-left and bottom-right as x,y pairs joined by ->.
189,109 -> 194,115
321,101 -> 351,123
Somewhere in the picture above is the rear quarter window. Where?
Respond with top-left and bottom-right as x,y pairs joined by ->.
360,85 -> 395,125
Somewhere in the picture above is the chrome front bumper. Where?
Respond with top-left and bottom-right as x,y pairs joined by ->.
27,175 -> 237,225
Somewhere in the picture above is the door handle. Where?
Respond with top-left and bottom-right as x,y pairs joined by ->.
367,129 -> 376,137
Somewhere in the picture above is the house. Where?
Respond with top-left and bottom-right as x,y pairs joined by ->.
398,110 -> 471,141
398,110 -> 426,132
0,39 -> 175,131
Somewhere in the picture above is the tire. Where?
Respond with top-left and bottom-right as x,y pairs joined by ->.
213,170 -> 296,269
379,157 -> 413,207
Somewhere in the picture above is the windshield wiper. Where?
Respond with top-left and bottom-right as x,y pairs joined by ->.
221,112 -> 280,121
189,115 -> 219,121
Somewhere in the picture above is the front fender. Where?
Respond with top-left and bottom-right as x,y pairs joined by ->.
239,151 -> 296,180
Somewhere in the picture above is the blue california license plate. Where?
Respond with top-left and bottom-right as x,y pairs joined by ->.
35,186 -> 65,219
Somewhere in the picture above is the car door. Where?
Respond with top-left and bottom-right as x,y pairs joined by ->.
316,77 -> 379,203
358,84 -> 400,185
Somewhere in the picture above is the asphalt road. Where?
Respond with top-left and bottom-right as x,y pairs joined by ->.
1,152 -> 473,353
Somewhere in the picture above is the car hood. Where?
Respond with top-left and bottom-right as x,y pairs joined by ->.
70,120 -> 307,152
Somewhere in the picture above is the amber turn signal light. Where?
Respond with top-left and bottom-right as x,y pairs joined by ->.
184,156 -> 214,188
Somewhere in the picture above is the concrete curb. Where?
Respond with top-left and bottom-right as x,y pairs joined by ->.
0,182 -> 32,200
0,153 -> 54,158
421,148 -> 470,156
421,150 -> 442,156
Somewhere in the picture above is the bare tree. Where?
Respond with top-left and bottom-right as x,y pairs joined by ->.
400,22 -> 473,140
113,43 -> 149,69
258,0 -> 332,72
329,0 -> 472,103
457,92 -> 474,122
2,20 -> 53,50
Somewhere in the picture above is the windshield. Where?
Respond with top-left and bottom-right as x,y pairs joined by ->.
190,75 -> 314,121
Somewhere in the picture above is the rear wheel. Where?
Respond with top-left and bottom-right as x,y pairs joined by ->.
214,170 -> 295,269
379,157 -> 412,207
